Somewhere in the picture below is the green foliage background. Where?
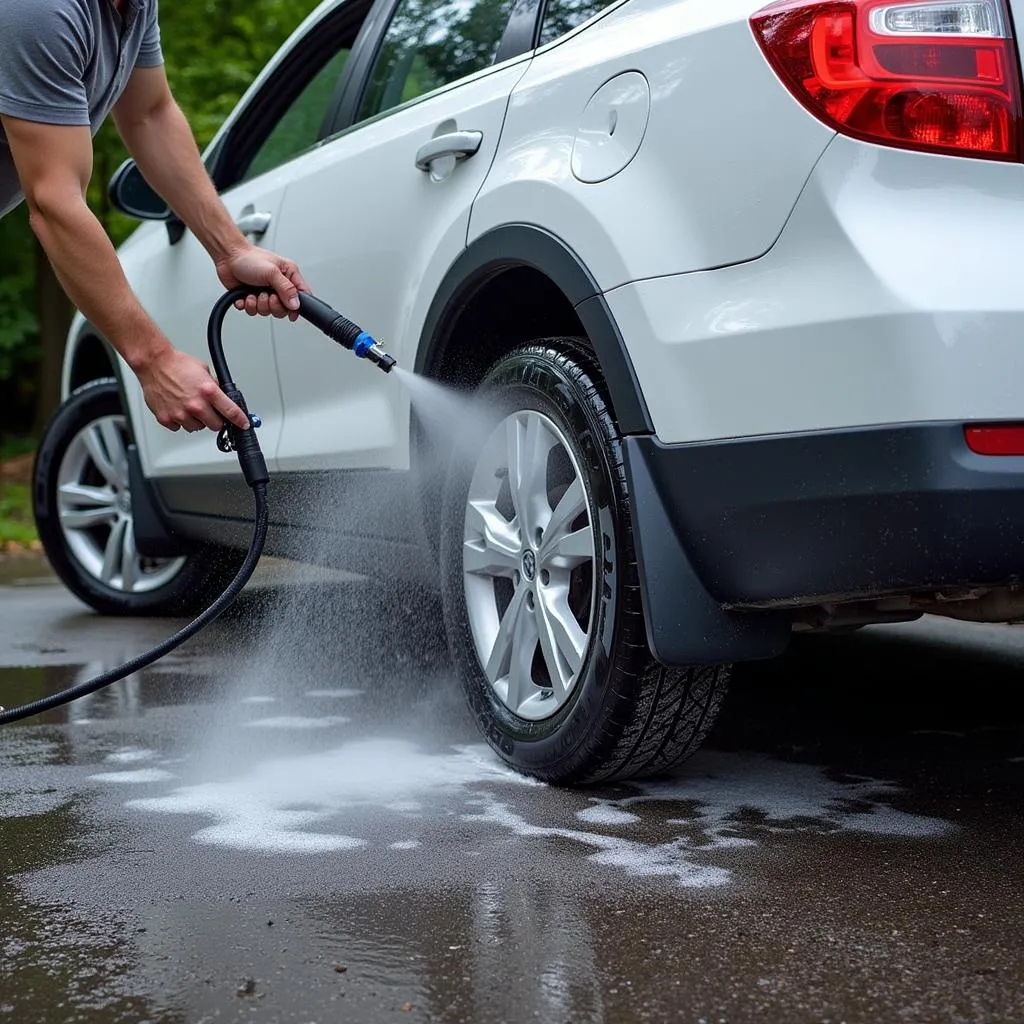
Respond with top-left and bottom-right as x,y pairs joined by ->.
0,0 -> 314,435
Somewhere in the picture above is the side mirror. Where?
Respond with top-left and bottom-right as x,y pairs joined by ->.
107,159 -> 171,221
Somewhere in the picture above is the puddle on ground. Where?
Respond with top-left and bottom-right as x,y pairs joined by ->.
0,663 -> 238,728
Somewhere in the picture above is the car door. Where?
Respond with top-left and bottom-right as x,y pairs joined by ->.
127,0 -> 373,483
268,0 -> 535,472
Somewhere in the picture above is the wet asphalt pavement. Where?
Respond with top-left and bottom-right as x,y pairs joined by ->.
1,555 -> 1022,1024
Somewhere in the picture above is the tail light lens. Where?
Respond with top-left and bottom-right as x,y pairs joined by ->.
965,424 -> 1024,453
750,0 -> 1023,160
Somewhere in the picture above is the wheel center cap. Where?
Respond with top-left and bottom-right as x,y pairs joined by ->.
521,549 -> 537,583
118,491 -> 131,514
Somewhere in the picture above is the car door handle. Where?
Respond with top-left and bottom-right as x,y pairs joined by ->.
235,210 -> 272,239
414,130 -> 483,172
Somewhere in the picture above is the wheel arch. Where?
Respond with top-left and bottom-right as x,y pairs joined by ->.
63,327 -> 125,401
414,226 -> 792,669
414,224 -> 654,435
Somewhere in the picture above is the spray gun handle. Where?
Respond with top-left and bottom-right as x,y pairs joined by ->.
297,293 -> 370,353
222,383 -> 269,488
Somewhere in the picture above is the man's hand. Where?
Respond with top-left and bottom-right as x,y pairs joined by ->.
216,244 -> 310,320
135,346 -> 251,433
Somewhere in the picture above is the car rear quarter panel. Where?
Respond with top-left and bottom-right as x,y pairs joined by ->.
469,0 -> 836,290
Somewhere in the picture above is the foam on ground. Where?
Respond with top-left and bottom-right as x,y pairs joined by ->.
90,769 -> 174,784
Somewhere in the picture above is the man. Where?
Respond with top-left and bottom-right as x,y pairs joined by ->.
0,0 -> 309,434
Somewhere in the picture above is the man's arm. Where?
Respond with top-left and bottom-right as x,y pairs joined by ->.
113,65 -> 308,320
0,114 -> 250,432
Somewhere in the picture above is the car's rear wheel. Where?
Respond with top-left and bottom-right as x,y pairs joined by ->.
439,342 -> 730,784
34,379 -> 245,616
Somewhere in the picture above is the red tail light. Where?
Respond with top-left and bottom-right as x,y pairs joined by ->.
750,0 -> 1023,160
965,424 -> 1024,454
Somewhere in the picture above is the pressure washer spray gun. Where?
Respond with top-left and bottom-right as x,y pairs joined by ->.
211,287 -> 396,488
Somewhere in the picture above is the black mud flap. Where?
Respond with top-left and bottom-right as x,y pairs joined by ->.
623,436 -> 790,666
127,444 -> 195,559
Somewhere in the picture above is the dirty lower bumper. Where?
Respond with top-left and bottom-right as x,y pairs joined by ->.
628,421 -> 1024,614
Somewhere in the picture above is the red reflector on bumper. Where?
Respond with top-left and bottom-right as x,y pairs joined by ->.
965,425 -> 1024,455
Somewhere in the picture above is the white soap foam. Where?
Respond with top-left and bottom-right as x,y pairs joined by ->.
576,804 -> 641,826
628,752 -> 953,841
465,752 -> 951,888
90,769 -> 174,784
243,716 -> 350,729
121,742 -> 951,881
389,840 -> 421,850
384,801 -> 423,813
105,748 -> 154,764
127,739 -> 536,853
305,689 -> 363,699
240,696 -> 277,705
467,799 -> 732,888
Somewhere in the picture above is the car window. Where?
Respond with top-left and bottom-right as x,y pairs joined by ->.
241,48 -> 352,183
538,0 -> 617,45
358,0 -> 520,121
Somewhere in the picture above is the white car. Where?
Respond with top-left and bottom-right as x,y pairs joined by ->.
35,0 -> 1024,782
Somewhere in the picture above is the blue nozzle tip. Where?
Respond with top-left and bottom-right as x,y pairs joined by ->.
353,331 -> 375,358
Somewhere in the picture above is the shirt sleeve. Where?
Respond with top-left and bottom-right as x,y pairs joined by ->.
135,0 -> 164,68
0,2 -> 90,126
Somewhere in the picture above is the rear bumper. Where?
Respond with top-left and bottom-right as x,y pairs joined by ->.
631,421 -> 1024,608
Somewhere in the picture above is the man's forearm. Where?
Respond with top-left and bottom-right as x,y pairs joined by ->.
27,195 -> 170,373
118,97 -> 247,263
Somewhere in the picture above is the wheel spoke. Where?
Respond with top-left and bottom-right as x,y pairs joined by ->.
59,482 -> 116,509
505,414 -> 557,538
99,419 -> 129,489
61,505 -> 117,530
546,528 -> 593,569
537,586 -> 587,676
505,596 -> 539,713
539,478 -> 590,568
82,424 -> 120,488
464,500 -> 521,578
101,519 -> 128,584
121,522 -> 137,593
536,592 -> 572,700
484,585 -> 528,683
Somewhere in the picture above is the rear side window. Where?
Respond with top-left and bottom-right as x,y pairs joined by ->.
358,0 -> 519,120
243,49 -> 352,183
538,0 -> 617,45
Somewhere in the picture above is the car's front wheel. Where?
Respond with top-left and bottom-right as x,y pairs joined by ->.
440,342 -> 730,784
33,379 -> 245,616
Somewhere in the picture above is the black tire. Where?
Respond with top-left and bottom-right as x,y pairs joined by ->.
439,341 -> 730,784
33,379 -> 246,616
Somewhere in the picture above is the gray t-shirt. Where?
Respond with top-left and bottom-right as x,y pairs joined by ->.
0,0 -> 163,218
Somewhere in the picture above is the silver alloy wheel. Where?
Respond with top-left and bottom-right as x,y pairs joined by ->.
56,415 -> 186,593
462,409 -> 596,721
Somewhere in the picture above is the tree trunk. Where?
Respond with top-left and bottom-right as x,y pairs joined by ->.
32,239 -> 73,435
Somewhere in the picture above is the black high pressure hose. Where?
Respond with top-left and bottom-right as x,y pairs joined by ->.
0,287 -> 394,726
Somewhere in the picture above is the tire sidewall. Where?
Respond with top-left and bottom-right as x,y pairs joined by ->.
440,345 -> 631,777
